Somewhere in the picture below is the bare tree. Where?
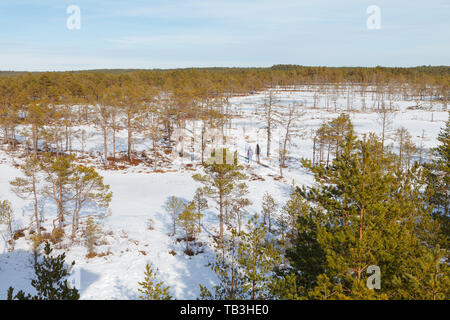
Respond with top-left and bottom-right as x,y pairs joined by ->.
261,91 -> 280,159
10,156 -> 42,237
278,102 -> 306,177
94,104 -> 111,167
376,102 -> 396,150
262,192 -> 277,233
394,127 -> 416,170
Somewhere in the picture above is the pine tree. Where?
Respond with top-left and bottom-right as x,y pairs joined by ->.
300,133 -> 394,296
40,154 -> 75,232
326,113 -> 354,162
279,128 -> 449,300
305,274 -> 347,300
375,102 -> 396,150
10,156 -> 42,237
8,242 -> 80,300
199,229 -> 246,300
71,165 -> 112,238
262,91 -> 280,158
165,196 -> 184,236
281,188 -> 308,246
229,182 -> 251,234
84,216 -> 102,257
394,126 -> 414,169
392,243 -> 449,300
119,81 -> 149,162
0,200 -> 14,251
138,263 -> 172,300
284,195 -> 326,293
193,187 -> 208,233
424,113 -> 449,245
39,154 -> 112,239
177,202 -> 198,252
261,192 -> 277,233
192,150 -> 247,245
237,215 -> 280,300
278,102 -> 305,177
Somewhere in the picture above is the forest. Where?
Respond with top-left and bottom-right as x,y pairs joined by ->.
0,65 -> 448,300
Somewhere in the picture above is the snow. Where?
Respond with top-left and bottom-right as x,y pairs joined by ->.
0,87 -> 447,299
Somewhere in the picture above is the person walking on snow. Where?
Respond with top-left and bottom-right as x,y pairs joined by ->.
256,144 -> 261,164
245,143 -> 249,161
247,146 -> 253,164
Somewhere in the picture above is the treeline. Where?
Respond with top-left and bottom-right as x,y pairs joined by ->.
1,66 -> 448,162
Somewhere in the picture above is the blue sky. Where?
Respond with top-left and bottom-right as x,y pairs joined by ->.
0,0 -> 448,71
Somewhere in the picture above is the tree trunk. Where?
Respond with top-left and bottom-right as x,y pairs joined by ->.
32,177 -> 41,237
219,190 -> 224,246
127,112 -> 132,161
103,127 -> 108,167
32,124 -> 38,156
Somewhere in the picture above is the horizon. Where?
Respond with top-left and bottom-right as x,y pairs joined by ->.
1,64 -> 449,74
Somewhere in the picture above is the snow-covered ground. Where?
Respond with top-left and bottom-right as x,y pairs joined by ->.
0,87 -> 447,299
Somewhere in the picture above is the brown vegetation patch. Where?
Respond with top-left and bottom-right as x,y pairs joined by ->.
86,250 -> 112,259
41,231 -> 62,245
176,236 -> 196,243
97,250 -> 112,258
85,252 -> 96,259
249,173 -> 265,181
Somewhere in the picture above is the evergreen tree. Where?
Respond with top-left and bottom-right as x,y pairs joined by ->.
199,229 -> 246,300
138,263 -> 172,300
279,129 -> 449,300
29,103 -> 48,156
71,165 -> 112,238
10,156 -> 42,237
261,192 -> 277,233
394,127 -> 416,169
284,198 -> 326,293
8,242 -> 80,300
193,187 -> 208,233
0,200 -> 14,251
177,202 -> 198,252
192,149 -> 247,245
83,215 -> 102,257
229,182 -> 251,234
237,215 -> 280,300
165,196 -> 184,236
40,154 -> 75,232
281,188 -> 308,247
425,113 -> 450,245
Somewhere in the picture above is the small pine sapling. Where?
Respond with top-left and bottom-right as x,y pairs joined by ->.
138,263 -> 172,300
84,215 -> 102,258
262,192 -> 277,233
0,200 -> 15,252
165,196 -> 184,236
193,187 -> 208,233
178,202 -> 198,253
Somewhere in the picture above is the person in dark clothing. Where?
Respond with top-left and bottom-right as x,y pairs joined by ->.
256,144 -> 261,164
